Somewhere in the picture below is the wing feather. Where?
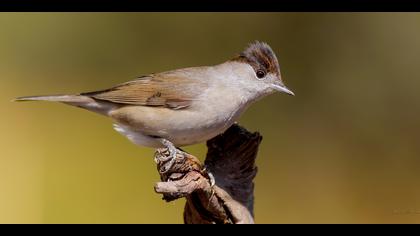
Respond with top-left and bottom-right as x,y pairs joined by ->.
81,73 -> 204,109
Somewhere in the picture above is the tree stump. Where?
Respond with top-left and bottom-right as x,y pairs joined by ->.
154,124 -> 262,224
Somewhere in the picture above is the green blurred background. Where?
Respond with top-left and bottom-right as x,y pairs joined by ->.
1,13 -> 420,223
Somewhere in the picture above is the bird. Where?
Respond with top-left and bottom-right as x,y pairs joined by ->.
15,41 -> 294,171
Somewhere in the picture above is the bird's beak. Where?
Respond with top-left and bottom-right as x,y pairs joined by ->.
271,83 -> 295,96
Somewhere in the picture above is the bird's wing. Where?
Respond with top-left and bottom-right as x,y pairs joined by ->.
81,73 -> 206,109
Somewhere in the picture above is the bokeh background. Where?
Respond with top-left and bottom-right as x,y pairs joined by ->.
1,13 -> 420,223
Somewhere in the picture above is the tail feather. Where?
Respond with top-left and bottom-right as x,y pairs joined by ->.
15,94 -> 87,103
14,94 -> 115,116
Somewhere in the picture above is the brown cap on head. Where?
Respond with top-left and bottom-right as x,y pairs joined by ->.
232,41 -> 280,77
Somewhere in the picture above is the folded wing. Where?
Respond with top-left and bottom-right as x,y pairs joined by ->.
81,73 -> 205,109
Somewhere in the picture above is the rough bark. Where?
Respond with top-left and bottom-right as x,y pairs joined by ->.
154,124 -> 262,224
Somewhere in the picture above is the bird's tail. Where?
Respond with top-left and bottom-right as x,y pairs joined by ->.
15,94 -> 88,103
14,94 -> 114,116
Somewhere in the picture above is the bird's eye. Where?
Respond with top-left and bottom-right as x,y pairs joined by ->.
256,70 -> 266,79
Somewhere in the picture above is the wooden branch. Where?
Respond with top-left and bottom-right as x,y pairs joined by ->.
154,124 -> 262,224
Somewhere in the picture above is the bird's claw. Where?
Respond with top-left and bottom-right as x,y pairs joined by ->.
156,138 -> 189,175
202,165 -> 216,187
158,148 -> 179,174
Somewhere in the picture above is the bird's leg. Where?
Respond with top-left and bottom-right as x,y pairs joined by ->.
156,139 -> 176,161
157,138 -> 180,173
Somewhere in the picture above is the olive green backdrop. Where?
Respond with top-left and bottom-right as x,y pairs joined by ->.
1,13 -> 419,223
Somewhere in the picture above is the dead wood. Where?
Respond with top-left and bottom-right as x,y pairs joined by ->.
154,124 -> 262,224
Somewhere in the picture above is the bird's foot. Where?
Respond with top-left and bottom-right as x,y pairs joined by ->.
155,139 -> 184,174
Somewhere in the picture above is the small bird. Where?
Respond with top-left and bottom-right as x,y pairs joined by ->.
16,41 -> 294,170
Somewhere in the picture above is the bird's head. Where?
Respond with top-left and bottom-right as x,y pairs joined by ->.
231,41 -> 294,96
